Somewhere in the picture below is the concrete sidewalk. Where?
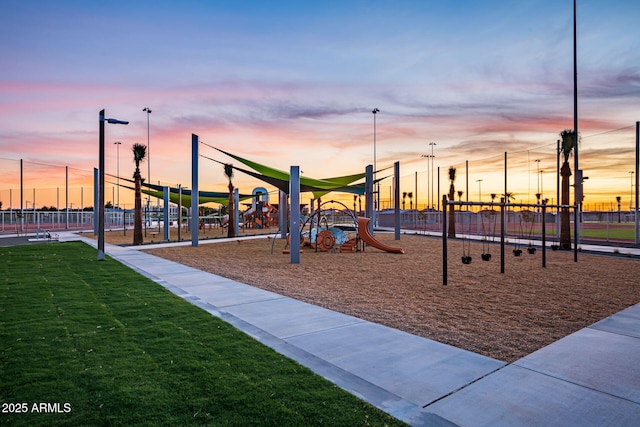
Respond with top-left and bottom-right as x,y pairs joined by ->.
60,233 -> 640,426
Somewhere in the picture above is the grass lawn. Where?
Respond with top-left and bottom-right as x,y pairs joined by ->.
0,242 -> 405,426
507,223 -> 636,241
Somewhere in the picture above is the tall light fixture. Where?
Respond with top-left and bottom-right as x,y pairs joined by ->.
99,110 -> 128,261
429,142 -> 436,208
476,179 -> 483,202
421,153 -> 434,209
372,108 -> 380,217
143,107 -> 152,222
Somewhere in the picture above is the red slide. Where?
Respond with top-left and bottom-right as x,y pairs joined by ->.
357,217 -> 405,254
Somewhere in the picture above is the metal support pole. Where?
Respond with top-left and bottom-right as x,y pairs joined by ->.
573,0 -> 579,261
98,111 -> 105,260
163,186 -> 169,241
191,134 -> 199,247
94,168 -> 99,236
290,166 -> 301,264
500,197 -> 505,274
365,165 -> 374,235
442,195 -> 448,286
633,122 -> 640,246
65,166 -> 69,230
279,190 -> 287,239
177,185 -> 182,241
20,159 -> 23,234
394,161 -> 400,240
233,188 -> 239,237
542,200 -> 547,268
556,140 -> 560,243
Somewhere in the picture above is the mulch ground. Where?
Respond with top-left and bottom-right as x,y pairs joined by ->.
134,232 -> 639,363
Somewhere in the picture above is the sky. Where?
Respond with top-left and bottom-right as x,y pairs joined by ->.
1,0 -> 639,210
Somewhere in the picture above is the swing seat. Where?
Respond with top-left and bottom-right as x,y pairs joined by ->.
513,249 -> 523,257
481,253 -> 492,261
461,255 -> 472,264
527,247 -> 537,254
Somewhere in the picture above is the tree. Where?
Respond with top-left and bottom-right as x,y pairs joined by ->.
559,129 -> 576,250
402,192 -> 407,210
224,163 -> 235,238
132,143 -> 147,245
408,192 -> 413,210
447,167 -> 457,238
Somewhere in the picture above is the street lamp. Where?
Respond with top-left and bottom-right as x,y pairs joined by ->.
99,109 -> 128,261
143,107 -> 152,222
476,179 -> 483,202
372,108 -> 379,217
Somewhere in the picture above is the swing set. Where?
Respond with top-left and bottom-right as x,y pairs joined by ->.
441,196 -> 577,285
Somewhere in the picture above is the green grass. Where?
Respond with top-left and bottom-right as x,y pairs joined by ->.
508,223 -> 636,240
1,242 -> 405,426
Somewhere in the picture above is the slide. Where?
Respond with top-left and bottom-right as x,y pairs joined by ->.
357,217 -> 405,254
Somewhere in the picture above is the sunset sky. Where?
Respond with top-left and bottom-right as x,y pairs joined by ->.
1,0 -> 639,210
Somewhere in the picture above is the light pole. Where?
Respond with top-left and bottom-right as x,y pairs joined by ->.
630,171 -> 635,211
476,179 -> 483,202
99,109 -> 128,261
143,107 -> 152,223
372,108 -> 379,218
429,142 -> 436,208
421,154 -> 434,210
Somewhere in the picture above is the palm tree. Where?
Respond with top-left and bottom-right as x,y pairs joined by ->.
448,167 -> 457,237
402,192 -> 407,210
408,192 -> 413,210
224,163 -> 235,238
131,143 -> 147,245
559,129 -> 576,250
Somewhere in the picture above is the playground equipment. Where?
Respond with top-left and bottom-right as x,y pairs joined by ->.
480,209 -> 497,261
243,201 -> 278,229
461,212 -> 472,264
442,196 -> 577,285
274,199 -> 404,255
521,210 -> 537,254
242,188 -> 278,229
356,217 -> 404,254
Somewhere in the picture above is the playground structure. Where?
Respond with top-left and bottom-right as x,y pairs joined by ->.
242,201 -> 279,229
238,187 -> 279,229
277,200 -> 404,254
